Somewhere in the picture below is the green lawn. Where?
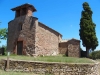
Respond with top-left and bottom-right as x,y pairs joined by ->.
0,55 -> 97,75
0,55 -> 94,63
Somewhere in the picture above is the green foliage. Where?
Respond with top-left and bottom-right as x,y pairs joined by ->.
0,28 -> 8,43
89,50 -> 100,59
79,2 -> 98,57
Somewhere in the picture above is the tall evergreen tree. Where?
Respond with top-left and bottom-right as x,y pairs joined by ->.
79,2 -> 98,57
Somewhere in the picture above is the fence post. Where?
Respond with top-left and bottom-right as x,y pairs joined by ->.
7,52 -> 10,71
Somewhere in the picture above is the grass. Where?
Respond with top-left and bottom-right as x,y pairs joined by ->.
0,55 -> 98,75
0,69 -> 55,75
0,70 -> 38,75
0,55 -> 94,63
0,70 -> 53,75
96,59 -> 100,62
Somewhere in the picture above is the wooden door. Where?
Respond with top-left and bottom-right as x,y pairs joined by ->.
17,41 -> 23,55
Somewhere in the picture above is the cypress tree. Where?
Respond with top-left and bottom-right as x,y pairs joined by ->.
79,2 -> 98,57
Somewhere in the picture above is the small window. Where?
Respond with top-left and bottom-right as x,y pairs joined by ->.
19,23 -> 23,31
20,24 -> 22,30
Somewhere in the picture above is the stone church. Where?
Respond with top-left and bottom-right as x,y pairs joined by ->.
7,3 -> 80,57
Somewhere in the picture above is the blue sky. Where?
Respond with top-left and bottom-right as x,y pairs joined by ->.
0,0 -> 100,50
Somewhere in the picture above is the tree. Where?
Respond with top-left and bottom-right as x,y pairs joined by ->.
79,2 -> 98,57
0,28 -> 7,43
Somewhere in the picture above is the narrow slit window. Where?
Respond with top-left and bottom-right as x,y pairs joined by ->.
19,23 -> 23,31
20,24 -> 22,30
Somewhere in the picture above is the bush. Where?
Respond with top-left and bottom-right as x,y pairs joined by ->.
89,50 -> 100,59
2,45 -> 7,55
0,45 -> 7,56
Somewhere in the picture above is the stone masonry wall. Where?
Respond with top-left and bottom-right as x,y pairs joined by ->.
35,22 -> 60,56
20,16 -> 37,56
68,39 -> 80,57
0,59 -> 99,75
7,15 -> 37,55
59,42 -> 68,55
59,39 -> 80,57
8,15 -> 26,53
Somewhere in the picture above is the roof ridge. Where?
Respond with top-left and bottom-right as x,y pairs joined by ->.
38,22 -> 62,36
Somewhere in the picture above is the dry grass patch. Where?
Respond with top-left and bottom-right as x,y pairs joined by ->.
0,70 -> 39,75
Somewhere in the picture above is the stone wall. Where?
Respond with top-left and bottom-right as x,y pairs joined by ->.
7,15 -> 37,55
0,59 -> 99,75
35,22 -> 61,56
8,15 -> 26,53
59,42 -> 68,55
22,16 -> 37,56
59,39 -> 80,57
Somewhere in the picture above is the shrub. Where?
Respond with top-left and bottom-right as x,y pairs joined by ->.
2,45 -> 7,55
0,48 -> 5,55
89,50 -> 100,59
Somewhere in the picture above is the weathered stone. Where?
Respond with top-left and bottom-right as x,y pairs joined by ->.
59,39 -> 80,57
1,59 -> 99,75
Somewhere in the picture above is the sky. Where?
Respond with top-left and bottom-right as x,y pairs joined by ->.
0,0 -> 100,51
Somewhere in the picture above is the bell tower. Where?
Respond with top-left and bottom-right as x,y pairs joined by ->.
11,3 -> 37,18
